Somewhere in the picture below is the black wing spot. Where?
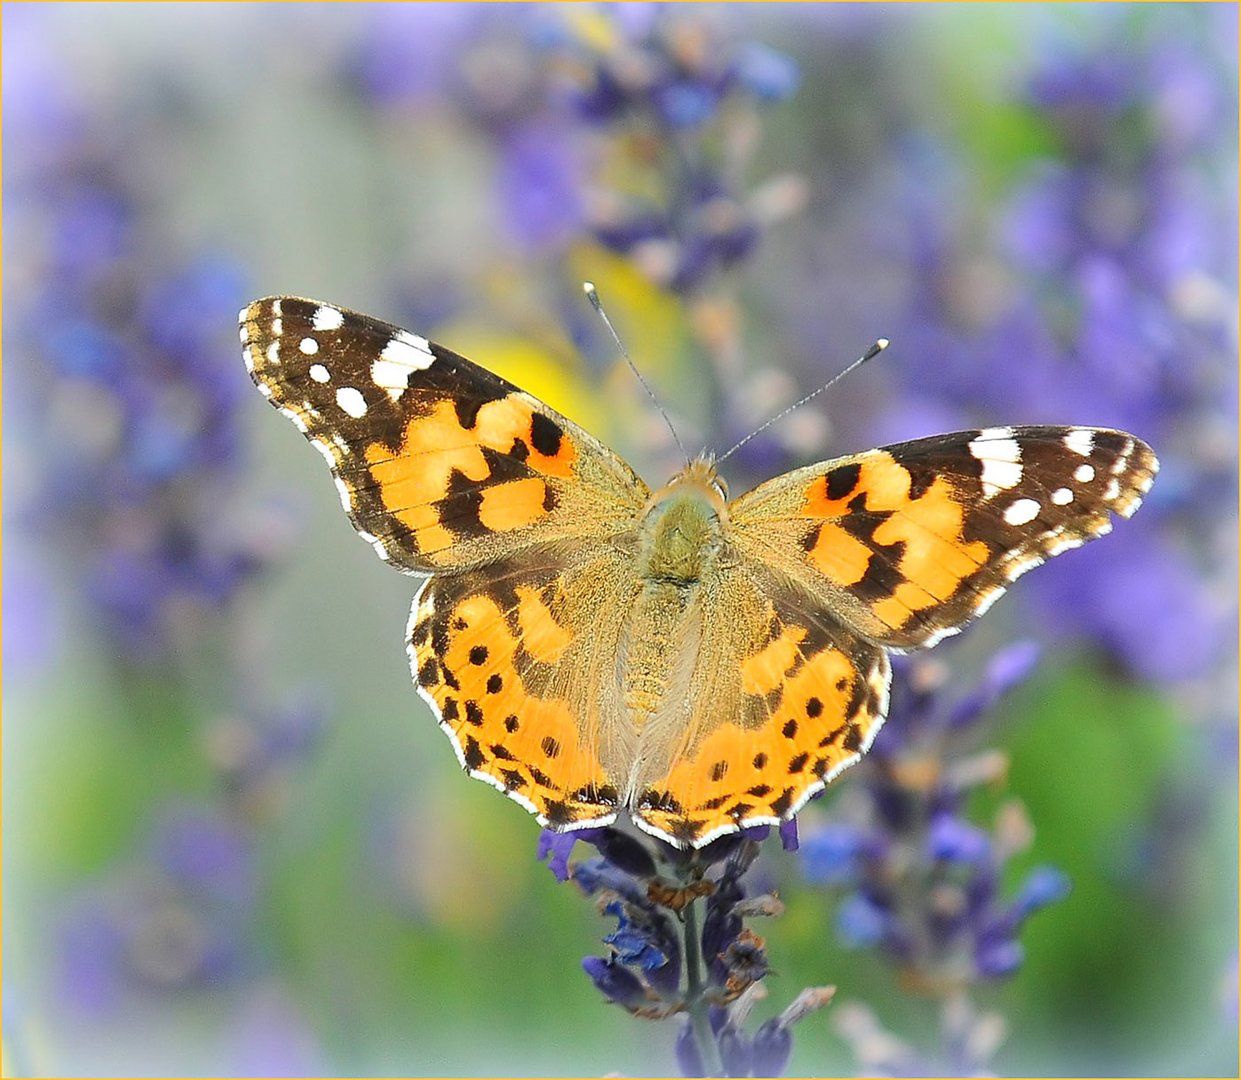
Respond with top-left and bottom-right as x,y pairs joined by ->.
464,701 -> 484,726
906,463 -> 938,500
782,719 -> 798,739
530,412 -> 564,457
541,736 -> 561,759
501,769 -> 526,790
806,697 -> 823,718
835,676 -> 849,692
770,788 -> 794,817
543,799 -> 575,826
509,437 -> 530,462
826,462 -> 861,501
410,620 -> 431,646
842,724 -> 862,752
748,784 -> 772,797
418,658 -> 439,685
463,736 -> 485,770
504,715 -> 520,732
469,645 -> 489,666
486,673 -> 503,694
490,743 -> 516,761
856,539 -> 907,600
753,752 -> 768,769
529,765 -> 554,788
638,789 -> 684,815
788,751 -> 810,773
710,760 -> 729,782
440,698 -> 459,723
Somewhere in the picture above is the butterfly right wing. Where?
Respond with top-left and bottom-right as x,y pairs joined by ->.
241,296 -> 650,574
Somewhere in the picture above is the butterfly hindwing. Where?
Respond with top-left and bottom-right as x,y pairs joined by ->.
729,426 -> 1158,650
241,297 -> 649,573
627,563 -> 891,847
408,546 -> 646,831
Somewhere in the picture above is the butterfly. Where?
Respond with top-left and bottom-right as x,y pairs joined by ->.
241,296 -> 1157,848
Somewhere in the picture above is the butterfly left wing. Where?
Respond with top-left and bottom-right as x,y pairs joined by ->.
728,426 -> 1157,650
241,296 -> 650,573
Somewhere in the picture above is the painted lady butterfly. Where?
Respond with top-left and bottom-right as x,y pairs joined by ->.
241,297 -> 1157,848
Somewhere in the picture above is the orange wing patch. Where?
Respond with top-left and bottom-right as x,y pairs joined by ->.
364,396 -> 577,566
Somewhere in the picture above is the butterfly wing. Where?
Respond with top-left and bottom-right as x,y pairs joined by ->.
409,546 -> 647,831
728,426 -> 1158,649
241,296 -> 649,573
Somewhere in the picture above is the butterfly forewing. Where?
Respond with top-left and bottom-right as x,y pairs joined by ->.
241,296 -> 649,574
729,426 -> 1158,650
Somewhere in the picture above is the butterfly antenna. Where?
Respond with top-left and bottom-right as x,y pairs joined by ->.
716,338 -> 890,465
583,282 -> 689,464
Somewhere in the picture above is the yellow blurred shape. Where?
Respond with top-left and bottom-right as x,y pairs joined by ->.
431,326 -> 609,441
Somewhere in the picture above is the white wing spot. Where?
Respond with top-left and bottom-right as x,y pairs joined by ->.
309,363 -> 331,383
242,346 -> 255,373
272,299 -> 283,317
1111,438 -> 1134,474
237,305 -> 250,323
1051,487 -> 1074,506
237,325 -> 248,344
336,386 -> 368,418
973,585 -> 1006,617
1003,498 -> 1041,526
382,331 -> 434,371
299,337 -> 319,355
312,305 -> 345,332
265,340 -> 280,364
1046,532 -> 1083,556
311,438 -> 336,468
271,318 -> 283,336
1064,428 -> 1095,456
278,405 -> 308,433
1006,553 -> 1044,580
969,430 -> 1022,498
333,475 -> 352,512
1074,463 -> 1095,483
1104,478 -> 1120,501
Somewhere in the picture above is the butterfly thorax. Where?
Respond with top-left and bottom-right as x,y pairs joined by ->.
637,457 -> 729,584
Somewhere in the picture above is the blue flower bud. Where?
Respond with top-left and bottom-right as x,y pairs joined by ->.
733,43 -> 800,102
752,1017 -> 793,1076
581,955 -> 645,1006
836,893 -> 888,948
927,814 -> 991,864
717,1023 -> 753,1077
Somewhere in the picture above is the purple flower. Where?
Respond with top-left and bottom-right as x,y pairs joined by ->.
583,954 -> 647,1007
802,649 -> 1069,990
497,122 -> 586,251
543,824 -> 828,1074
